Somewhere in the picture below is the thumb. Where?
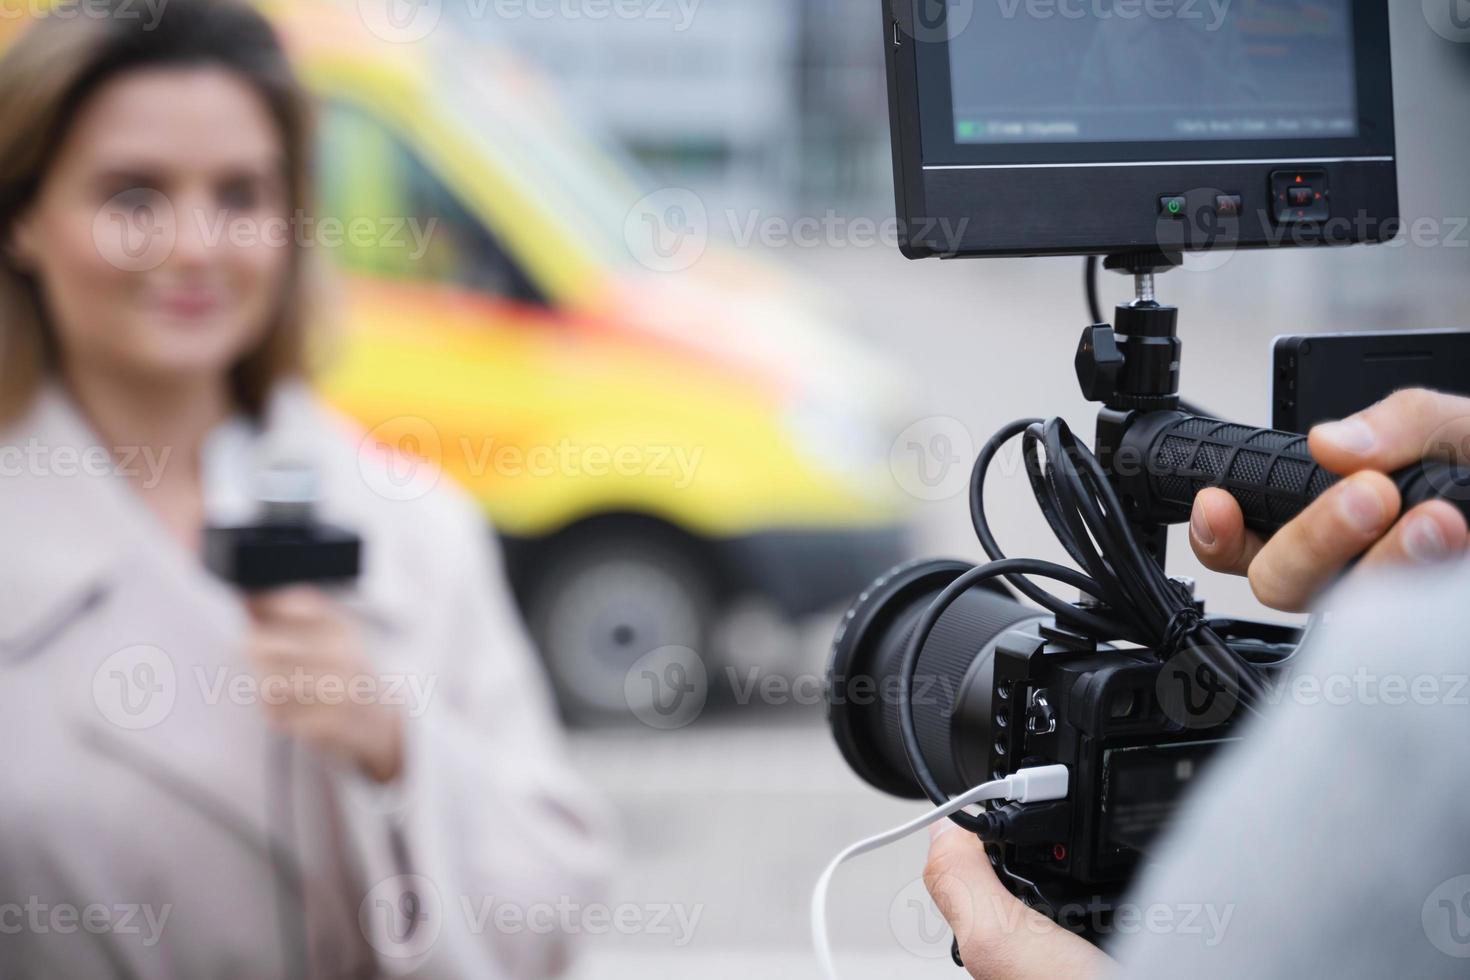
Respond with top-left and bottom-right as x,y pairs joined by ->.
1310,389 -> 1470,476
924,821 -> 1113,980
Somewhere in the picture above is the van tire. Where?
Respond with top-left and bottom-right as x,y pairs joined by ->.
525,530 -> 715,726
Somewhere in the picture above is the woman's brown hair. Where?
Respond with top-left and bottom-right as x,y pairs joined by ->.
0,0 -> 316,423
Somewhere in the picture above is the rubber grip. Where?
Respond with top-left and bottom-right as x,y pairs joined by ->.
1119,412 -> 1470,535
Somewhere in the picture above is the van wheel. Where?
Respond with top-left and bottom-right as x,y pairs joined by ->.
526,532 -> 715,725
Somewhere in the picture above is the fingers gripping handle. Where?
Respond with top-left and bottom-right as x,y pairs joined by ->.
1116,413 -> 1335,534
1114,412 -> 1470,536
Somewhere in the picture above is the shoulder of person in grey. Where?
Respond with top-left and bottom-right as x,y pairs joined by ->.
1107,558 -> 1470,979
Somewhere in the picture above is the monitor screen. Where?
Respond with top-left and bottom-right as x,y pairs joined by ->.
891,0 -> 1396,257
947,0 -> 1359,146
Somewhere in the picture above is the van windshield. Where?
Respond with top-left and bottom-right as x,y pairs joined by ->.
429,36 -> 654,273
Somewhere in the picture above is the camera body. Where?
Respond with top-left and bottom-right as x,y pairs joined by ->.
972,616 -> 1294,919
828,556 -> 1297,930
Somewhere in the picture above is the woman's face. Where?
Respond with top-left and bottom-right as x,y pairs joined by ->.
10,65 -> 292,389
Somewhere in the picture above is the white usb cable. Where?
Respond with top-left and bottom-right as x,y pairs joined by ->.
811,764 -> 1070,980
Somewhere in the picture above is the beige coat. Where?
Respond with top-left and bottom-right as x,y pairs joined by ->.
0,386 -> 612,979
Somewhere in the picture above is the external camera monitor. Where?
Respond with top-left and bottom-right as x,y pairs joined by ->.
884,0 -> 1399,258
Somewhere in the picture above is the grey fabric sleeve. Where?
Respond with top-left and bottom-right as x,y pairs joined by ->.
1106,562 -> 1470,978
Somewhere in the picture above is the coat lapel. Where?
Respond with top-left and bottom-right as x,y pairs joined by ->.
0,387 -> 291,873
0,387 -> 134,662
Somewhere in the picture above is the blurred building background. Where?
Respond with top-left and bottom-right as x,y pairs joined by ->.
455,0 -> 894,213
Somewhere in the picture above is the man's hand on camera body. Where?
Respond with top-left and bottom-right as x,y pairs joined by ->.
924,820 -> 1111,980
1189,388 -> 1470,611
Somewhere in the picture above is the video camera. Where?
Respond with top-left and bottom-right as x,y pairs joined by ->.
827,0 -> 1470,953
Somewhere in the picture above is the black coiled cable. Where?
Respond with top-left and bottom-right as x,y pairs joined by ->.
900,415 -> 1279,829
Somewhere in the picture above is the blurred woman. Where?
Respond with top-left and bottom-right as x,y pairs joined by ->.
0,1 -> 610,976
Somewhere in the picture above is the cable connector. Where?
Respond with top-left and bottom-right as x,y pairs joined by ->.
998,764 -> 1069,803
976,800 -> 1073,845
812,765 -> 1071,980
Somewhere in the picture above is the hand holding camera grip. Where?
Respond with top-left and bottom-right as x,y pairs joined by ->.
1116,411 -> 1470,535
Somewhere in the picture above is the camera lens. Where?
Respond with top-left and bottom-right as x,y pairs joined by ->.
826,560 -> 1046,799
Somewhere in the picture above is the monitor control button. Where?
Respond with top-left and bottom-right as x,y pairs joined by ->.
1271,170 -> 1330,223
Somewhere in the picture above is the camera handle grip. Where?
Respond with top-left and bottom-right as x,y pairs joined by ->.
1114,410 -> 1470,536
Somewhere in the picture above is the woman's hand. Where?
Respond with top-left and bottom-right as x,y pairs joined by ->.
924,821 -> 1112,980
1190,389 -> 1470,611
245,586 -> 404,783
